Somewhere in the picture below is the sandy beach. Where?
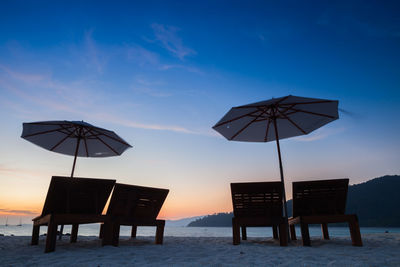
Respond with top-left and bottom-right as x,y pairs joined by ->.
1,233 -> 399,266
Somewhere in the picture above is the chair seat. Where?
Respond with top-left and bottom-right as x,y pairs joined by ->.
289,214 -> 358,225
33,214 -> 107,225
233,216 -> 286,227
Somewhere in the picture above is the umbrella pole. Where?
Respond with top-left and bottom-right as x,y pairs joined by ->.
59,136 -> 81,240
70,136 -> 81,178
273,118 -> 291,242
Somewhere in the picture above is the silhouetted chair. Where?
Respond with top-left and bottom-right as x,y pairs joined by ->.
101,183 -> 169,246
288,178 -> 362,246
31,176 -> 116,253
231,182 -> 288,246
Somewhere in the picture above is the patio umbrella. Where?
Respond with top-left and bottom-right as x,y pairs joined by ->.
21,120 -> 132,177
212,95 -> 339,226
21,120 -> 132,239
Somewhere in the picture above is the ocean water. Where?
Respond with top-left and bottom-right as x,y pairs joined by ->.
1,224 -> 399,237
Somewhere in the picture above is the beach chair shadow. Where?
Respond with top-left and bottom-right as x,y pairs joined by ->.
231,182 -> 288,246
288,178 -> 363,246
31,176 -> 116,253
100,183 -> 169,246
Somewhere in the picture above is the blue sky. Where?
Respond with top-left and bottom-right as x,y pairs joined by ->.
0,0 -> 399,221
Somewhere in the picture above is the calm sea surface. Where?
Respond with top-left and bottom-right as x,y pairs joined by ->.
1,224 -> 399,237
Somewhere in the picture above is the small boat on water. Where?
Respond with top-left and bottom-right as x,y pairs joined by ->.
17,218 -> 22,226
5,217 -> 8,227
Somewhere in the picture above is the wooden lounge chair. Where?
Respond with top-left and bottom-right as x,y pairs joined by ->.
231,182 -> 288,246
31,176 -> 116,253
101,183 -> 169,246
288,178 -> 362,246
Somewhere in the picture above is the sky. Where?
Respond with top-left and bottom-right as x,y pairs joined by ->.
0,0 -> 399,223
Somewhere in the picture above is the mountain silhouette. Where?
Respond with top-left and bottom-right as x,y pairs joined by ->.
188,175 -> 400,227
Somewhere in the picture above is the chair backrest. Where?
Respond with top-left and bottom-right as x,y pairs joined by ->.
106,183 -> 169,220
41,176 -> 116,216
292,178 -> 349,217
231,182 -> 283,218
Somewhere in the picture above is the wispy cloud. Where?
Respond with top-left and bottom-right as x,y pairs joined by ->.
0,208 -> 38,216
125,45 -> 160,66
132,76 -> 171,97
151,23 -> 196,60
135,77 -> 165,87
0,64 -> 46,83
159,64 -> 203,74
92,112 -> 217,136
294,127 -> 345,142
0,66 -> 96,116
84,30 -> 107,73
0,164 -> 53,178
0,165 -> 20,174
1,65 -> 213,137
124,44 -> 203,74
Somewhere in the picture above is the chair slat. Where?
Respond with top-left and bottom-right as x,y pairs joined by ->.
231,182 -> 283,218
292,179 -> 349,217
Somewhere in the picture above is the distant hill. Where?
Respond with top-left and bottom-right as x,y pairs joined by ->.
187,213 -> 233,227
166,216 -> 204,227
188,175 -> 400,227
346,175 -> 400,227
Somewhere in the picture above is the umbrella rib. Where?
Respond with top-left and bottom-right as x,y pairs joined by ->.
235,95 -> 292,109
275,109 -> 307,134
286,107 -> 337,119
264,119 -> 271,142
234,99 -> 335,110
229,110 -> 268,140
275,95 -> 291,104
49,131 -> 76,151
213,109 -> 263,128
25,122 -> 73,126
278,103 -> 296,115
22,126 -> 75,138
90,128 -> 132,147
279,100 -> 335,106
82,133 -> 89,157
87,129 -> 120,155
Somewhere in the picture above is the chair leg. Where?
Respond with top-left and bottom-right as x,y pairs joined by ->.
131,226 -> 137,238
70,224 -> 78,243
289,224 -> 297,240
58,225 -> 64,240
300,222 -> 311,246
232,218 -> 240,245
111,223 -> 120,247
278,224 -> 288,246
241,226 -> 247,240
102,221 -> 120,247
101,222 -> 111,246
99,223 -> 104,239
45,220 -> 58,253
155,224 -> 164,244
31,224 -> 40,245
321,223 -> 329,240
349,216 -> 363,246
272,225 -> 279,239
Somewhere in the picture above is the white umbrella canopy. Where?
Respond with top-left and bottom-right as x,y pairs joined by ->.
213,95 -> 339,240
213,95 -> 338,142
21,120 -> 132,177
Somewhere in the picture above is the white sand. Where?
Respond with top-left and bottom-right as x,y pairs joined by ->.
1,234 -> 400,266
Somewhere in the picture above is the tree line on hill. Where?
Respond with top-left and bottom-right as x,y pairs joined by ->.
188,175 -> 400,227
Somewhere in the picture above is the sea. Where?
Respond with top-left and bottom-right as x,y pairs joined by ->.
1,224 -> 399,237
